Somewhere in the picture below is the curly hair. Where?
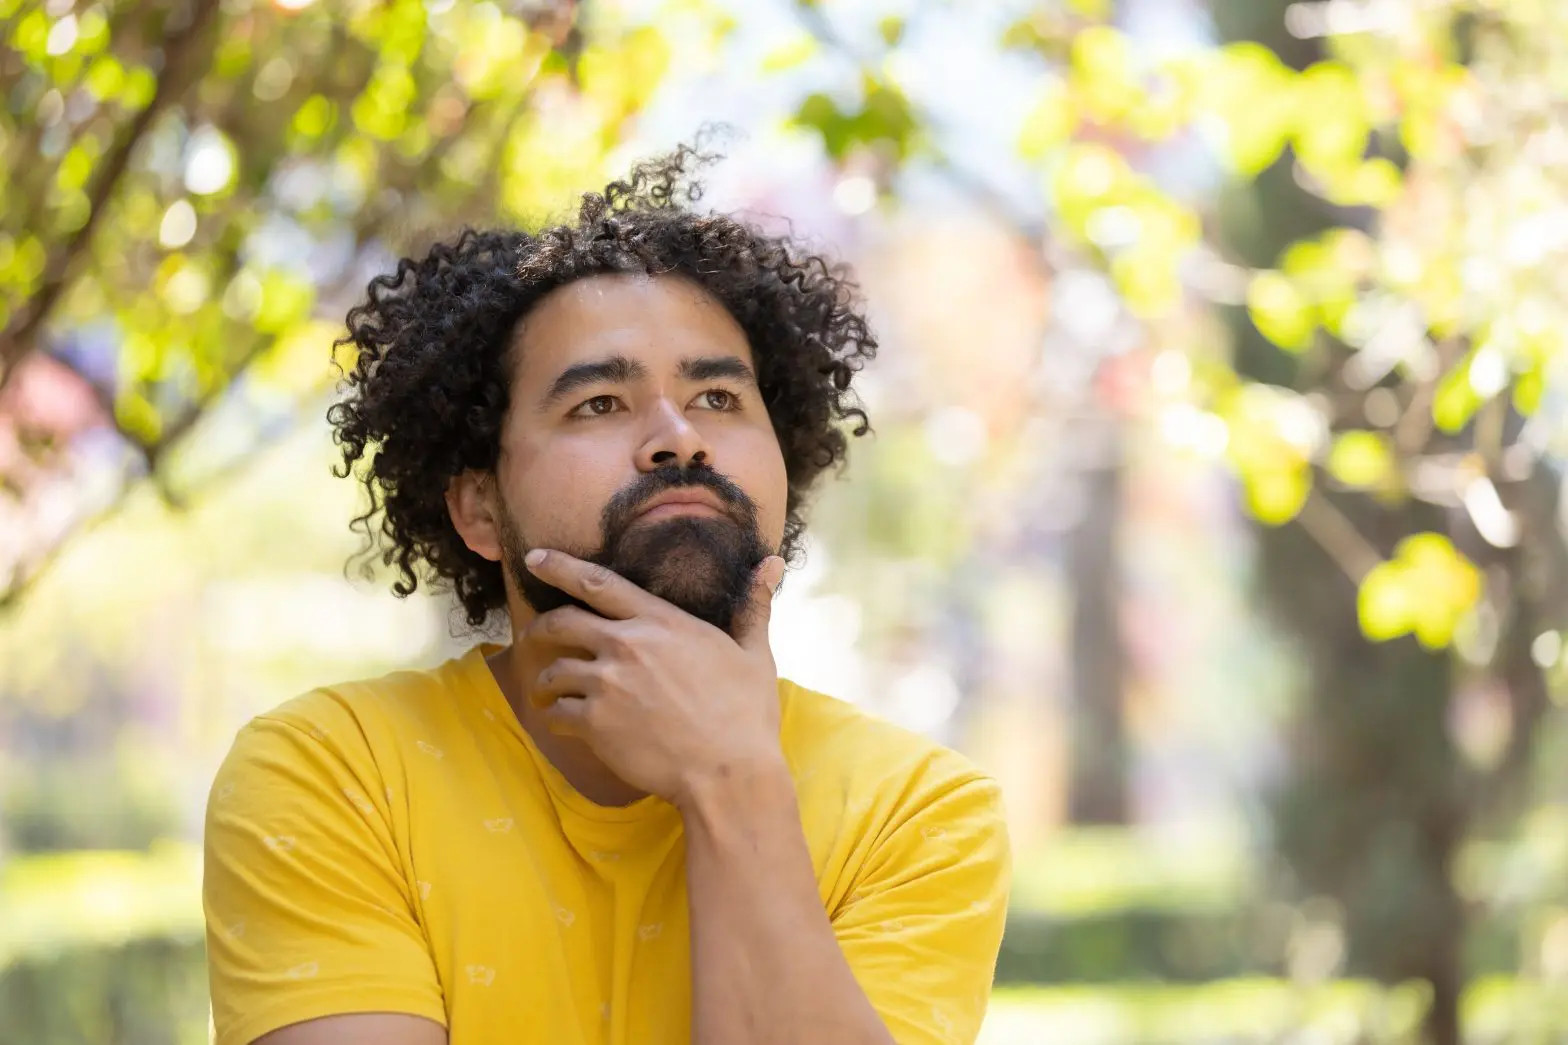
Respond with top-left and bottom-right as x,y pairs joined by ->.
328,146 -> 877,628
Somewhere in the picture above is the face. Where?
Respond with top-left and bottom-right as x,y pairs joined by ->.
449,273 -> 789,635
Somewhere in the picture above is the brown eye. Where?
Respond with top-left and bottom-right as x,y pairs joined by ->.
699,389 -> 738,411
574,395 -> 619,417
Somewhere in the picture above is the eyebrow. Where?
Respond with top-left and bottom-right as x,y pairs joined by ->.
678,355 -> 758,387
537,355 -> 648,411
536,353 -> 758,411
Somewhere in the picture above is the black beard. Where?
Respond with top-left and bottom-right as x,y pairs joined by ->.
499,464 -> 770,636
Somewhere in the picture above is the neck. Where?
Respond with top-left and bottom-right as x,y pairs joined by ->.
486,636 -> 650,809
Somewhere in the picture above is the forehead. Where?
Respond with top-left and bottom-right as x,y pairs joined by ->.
508,272 -> 753,384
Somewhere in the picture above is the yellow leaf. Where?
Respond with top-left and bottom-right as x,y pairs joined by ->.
1513,366 -> 1544,416
1339,158 -> 1404,207
1070,25 -> 1140,125
252,320 -> 340,393
1066,0 -> 1111,17
1433,357 -> 1483,433
1247,270 -> 1313,352
114,389 -> 163,446
1292,62 -> 1368,182
1111,248 -> 1182,319
291,95 -> 336,140
1205,43 -> 1296,176
1328,430 -> 1394,489
1394,533 -> 1481,650
1050,143 -> 1131,236
84,55 -> 124,99
1017,79 -> 1077,160
1244,460 -> 1311,525
255,272 -> 316,335
1359,560 -> 1415,642
761,35 -> 817,73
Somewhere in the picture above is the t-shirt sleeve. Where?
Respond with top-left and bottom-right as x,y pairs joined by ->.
203,710 -> 447,1045
831,773 -> 1012,1045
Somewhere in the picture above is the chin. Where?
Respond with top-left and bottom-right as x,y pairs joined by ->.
610,517 -> 762,632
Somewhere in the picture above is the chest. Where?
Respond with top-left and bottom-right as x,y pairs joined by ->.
397,759 -> 693,1044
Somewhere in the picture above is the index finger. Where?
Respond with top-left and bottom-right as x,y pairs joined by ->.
523,549 -> 654,621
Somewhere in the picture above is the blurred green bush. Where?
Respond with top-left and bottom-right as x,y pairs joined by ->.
0,831 -> 1548,1044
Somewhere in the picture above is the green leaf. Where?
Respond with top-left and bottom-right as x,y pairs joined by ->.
793,93 -> 852,159
792,77 -> 917,161
1246,271 -> 1313,352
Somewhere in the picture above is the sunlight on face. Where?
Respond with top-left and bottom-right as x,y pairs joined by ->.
494,273 -> 789,629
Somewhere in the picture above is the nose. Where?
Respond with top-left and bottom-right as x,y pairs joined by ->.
635,398 -> 711,471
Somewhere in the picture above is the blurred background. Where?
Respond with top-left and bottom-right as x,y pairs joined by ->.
3,0 -> 1568,1042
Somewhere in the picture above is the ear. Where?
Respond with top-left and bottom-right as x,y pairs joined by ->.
445,470 -> 503,562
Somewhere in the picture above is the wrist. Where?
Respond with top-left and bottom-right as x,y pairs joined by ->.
673,747 -> 795,824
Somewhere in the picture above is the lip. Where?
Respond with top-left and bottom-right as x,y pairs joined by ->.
633,489 -> 729,522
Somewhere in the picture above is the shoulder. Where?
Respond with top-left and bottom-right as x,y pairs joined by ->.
778,679 -> 1005,830
214,648 -> 487,795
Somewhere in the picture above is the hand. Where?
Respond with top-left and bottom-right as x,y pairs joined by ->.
520,549 -> 788,809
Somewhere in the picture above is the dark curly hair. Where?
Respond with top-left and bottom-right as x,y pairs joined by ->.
328,146 -> 876,628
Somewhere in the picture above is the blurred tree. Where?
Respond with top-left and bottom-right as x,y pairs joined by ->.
780,1 -> 1568,1041
6,2 -> 1568,1038
0,0 -> 679,604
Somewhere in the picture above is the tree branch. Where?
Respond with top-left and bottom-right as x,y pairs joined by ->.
1296,485 -> 1384,584
789,2 -> 1049,248
0,0 -> 223,394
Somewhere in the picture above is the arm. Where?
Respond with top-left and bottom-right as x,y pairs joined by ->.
254,1014 -> 445,1045
679,758 -> 895,1045
516,550 -> 1008,1044
204,712 -> 447,1045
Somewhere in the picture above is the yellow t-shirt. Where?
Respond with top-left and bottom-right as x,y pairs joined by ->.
203,644 -> 1011,1045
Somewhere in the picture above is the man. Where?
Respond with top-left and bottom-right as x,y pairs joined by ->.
203,147 -> 1011,1045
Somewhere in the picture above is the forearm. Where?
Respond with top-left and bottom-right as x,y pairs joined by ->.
678,758 -> 895,1045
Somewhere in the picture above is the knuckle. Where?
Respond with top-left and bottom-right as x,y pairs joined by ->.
583,564 -> 614,591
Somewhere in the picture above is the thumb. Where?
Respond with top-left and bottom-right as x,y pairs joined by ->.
735,556 -> 785,651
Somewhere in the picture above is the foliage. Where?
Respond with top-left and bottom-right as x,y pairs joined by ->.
0,0 -> 676,601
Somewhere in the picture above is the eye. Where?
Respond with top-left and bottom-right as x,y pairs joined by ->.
694,389 -> 741,411
570,395 -> 622,418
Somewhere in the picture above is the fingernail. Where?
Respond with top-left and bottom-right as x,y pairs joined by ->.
525,549 -> 547,567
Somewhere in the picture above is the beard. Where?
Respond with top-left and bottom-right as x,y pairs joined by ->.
497,464 -> 771,636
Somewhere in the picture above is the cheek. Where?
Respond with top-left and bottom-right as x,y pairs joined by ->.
503,440 -> 623,546
731,429 -> 790,545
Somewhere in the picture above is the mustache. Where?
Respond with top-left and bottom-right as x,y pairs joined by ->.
601,463 -> 758,536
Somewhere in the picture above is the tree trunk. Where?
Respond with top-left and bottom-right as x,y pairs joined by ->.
1206,3 -> 1469,1040
1066,412 -> 1130,825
